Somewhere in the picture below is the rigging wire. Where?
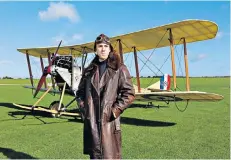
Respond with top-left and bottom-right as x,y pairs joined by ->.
175,41 -> 186,91
124,53 -> 130,65
139,30 -> 168,73
30,58 -> 44,83
124,49 -> 131,62
76,56 -> 82,67
85,53 -> 95,67
120,41 -> 139,84
156,38 -> 182,76
174,99 -> 189,112
168,38 -> 183,91
137,48 -> 164,75
113,40 -> 118,51
176,44 -> 184,77
136,48 -> 162,87
135,37 -> 182,88
112,33 -> 221,107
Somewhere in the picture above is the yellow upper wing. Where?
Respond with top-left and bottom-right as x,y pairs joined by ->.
17,19 -> 218,58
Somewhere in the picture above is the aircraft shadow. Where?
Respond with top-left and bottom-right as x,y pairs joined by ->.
0,102 -> 24,110
0,102 -> 175,127
0,102 -> 79,124
129,103 -> 169,109
0,147 -> 37,159
121,117 -> 176,127
0,102 -> 53,116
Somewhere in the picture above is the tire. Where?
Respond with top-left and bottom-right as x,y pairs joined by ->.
49,101 -> 64,118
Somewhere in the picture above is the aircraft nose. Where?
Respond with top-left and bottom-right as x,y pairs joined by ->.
44,66 -> 51,74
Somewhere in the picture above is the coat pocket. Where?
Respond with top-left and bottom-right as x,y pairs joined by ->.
102,101 -> 114,122
114,117 -> 121,133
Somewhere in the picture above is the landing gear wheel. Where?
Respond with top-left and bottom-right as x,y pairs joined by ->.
49,101 -> 64,118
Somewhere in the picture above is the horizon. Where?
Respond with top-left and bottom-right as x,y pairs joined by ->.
0,76 -> 230,80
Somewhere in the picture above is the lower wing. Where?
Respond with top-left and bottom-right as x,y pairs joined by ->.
135,91 -> 224,102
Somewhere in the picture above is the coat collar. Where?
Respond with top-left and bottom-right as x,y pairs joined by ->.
83,53 -> 121,94
90,52 -> 121,71
99,67 -> 116,89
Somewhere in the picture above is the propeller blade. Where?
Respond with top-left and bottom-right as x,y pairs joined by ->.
33,40 -> 62,98
50,40 -> 62,66
33,73 -> 48,98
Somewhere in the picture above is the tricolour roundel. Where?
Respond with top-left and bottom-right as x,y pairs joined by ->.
160,74 -> 171,90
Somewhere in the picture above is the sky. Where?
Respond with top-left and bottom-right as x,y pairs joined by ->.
0,1 -> 230,78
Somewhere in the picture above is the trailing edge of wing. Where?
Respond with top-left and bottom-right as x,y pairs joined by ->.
135,91 -> 224,102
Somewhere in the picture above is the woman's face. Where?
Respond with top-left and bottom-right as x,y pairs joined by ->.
96,42 -> 111,60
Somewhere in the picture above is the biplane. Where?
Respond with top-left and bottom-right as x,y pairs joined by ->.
14,19 -> 224,118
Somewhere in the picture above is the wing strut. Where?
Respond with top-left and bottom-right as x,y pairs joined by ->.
81,47 -> 88,74
182,37 -> 190,91
47,50 -> 56,91
168,28 -> 177,90
70,48 -> 74,89
117,39 -> 124,64
133,46 -> 141,93
26,51 -> 34,88
40,55 -> 47,89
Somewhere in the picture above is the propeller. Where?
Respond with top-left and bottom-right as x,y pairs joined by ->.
33,40 -> 62,98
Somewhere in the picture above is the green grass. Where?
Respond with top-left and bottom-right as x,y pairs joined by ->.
0,77 -> 230,159
0,78 -> 43,84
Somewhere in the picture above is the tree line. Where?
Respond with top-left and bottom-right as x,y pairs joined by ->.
0,76 -> 230,79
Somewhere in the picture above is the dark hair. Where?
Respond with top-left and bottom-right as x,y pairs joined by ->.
109,50 -> 121,65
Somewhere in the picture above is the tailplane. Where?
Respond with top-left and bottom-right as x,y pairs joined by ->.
147,74 -> 172,92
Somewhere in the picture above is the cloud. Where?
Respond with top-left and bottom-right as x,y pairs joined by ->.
0,60 -> 14,65
39,2 -> 80,23
51,33 -> 83,45
190,54 -> 207,63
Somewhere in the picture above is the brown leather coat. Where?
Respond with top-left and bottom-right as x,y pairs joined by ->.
76,53 -> 135,159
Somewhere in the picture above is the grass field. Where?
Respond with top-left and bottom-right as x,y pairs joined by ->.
0,77 -> 230,159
